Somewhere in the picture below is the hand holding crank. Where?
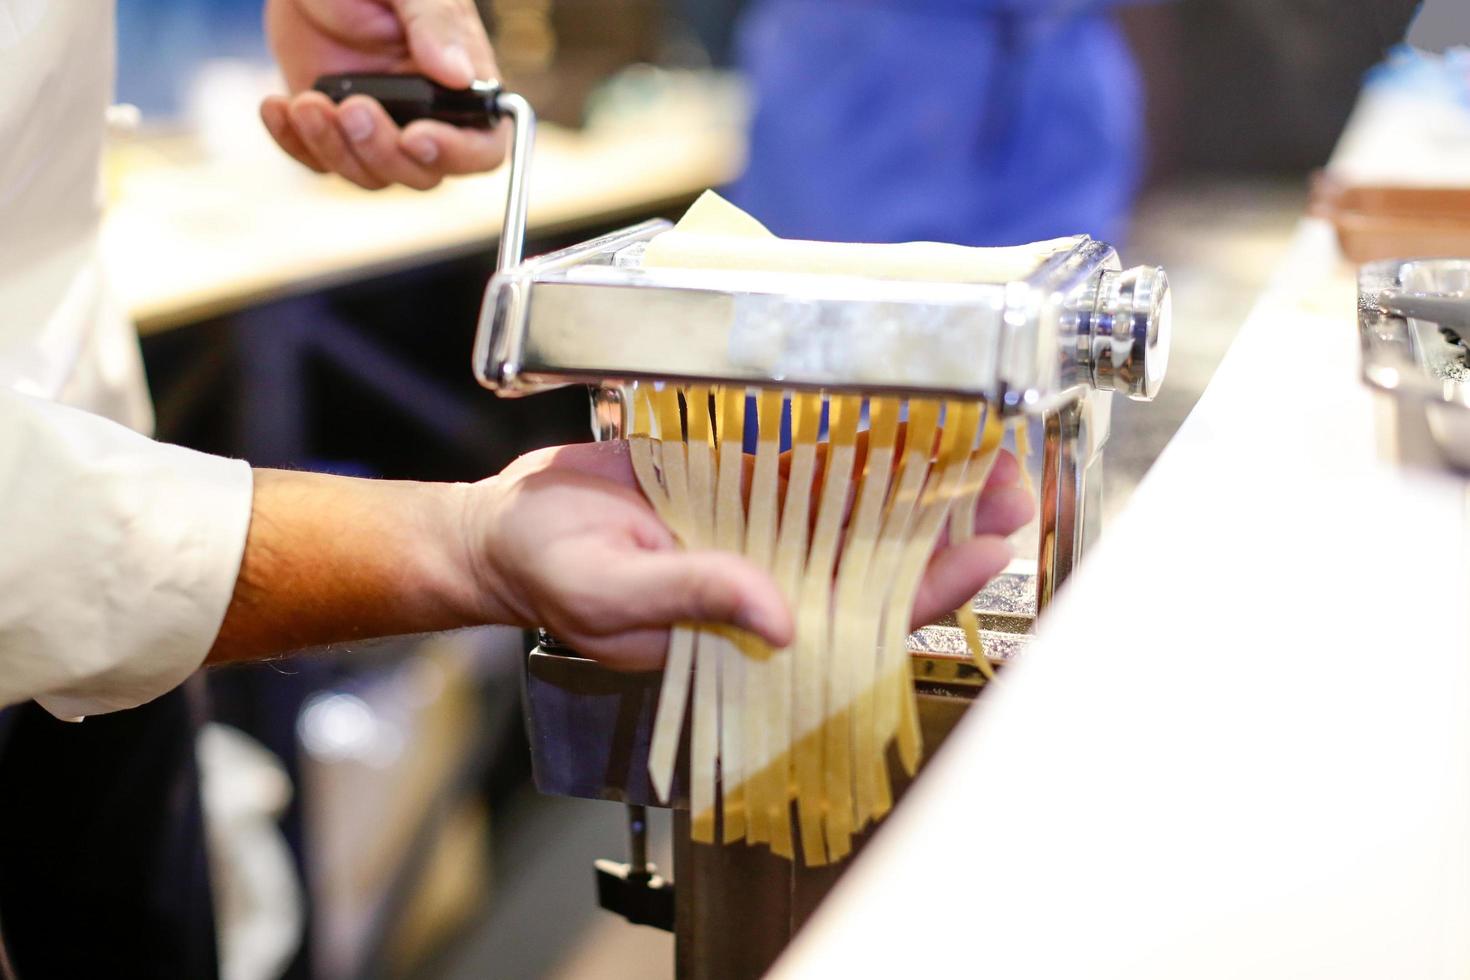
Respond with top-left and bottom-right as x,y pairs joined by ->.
260,0 -> 506,189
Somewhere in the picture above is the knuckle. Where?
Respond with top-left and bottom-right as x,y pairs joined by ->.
559,600 -> 600,636
348,143 -> 390,169
345,143 -> 399,177
687,564 -> 736,621
303,132 -> 343,163
351,173 -> 389,191
344,124 -> 386,156
544,580 -> 606,635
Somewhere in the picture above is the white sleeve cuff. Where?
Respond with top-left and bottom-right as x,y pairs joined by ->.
0,390 -> 254,718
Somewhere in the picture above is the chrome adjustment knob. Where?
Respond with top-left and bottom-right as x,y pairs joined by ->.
1084,265 -> 1172,401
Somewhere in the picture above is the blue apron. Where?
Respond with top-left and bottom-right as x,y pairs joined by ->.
729,0 -> 1146,247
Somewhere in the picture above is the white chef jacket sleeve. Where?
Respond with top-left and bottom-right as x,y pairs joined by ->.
0,387 -> 253,719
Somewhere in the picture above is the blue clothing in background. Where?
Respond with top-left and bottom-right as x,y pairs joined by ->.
729,0 -> 1145,247
117,0 -> 268,118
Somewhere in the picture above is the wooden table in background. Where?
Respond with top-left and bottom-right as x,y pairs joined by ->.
103,97 -> 745,333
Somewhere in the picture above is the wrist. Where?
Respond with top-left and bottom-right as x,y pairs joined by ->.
444,476 -> 529,630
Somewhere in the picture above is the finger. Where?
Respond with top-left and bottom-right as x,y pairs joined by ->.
984,449 -> 1021,489
608,550 -> 793,647
910,535 -> 1014,628
934,477 -> 1033,549
336,95 -> 443,190
561,627 -> 673,673
394,0 -> 499,87
260,97 -> 327,173
286,92 -> 388,190
399,118 -> 509,174
973,484 -> 1035,538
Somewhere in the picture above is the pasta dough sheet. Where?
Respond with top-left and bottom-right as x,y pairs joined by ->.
643,190 -> 1077,284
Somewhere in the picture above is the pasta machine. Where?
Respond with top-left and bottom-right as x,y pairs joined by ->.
1359,258 -> 1470,470
321,75 -> 1173,978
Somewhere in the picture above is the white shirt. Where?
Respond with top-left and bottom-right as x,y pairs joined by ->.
0,1 -> 253,718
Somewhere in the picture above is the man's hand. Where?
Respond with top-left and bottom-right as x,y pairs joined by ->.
462,442 -> 797,671
260,0 -> 507,190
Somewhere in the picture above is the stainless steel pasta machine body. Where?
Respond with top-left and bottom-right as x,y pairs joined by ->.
472,221 -> 1172,979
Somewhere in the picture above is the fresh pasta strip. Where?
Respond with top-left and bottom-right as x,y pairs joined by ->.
766,392 -> 823,861
1012,416 -> 1035,498
627,385 -> 670,524
791,395 -> 861,863
628,385 -> 690,804
684,387 -> 722,844
875,402 -> 981,781
742,390 -> 790,853
870,404 -> 959,759
645,386 -> 698,803
826,398 -> 901,841
653,387 -> 694,537
738,390 -> 783,847
947,409 -> 1008,678
851,399 -> 941,824
712,386 -> 750,842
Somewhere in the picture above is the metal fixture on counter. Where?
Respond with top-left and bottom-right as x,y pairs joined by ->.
1360,259 -> 1470,469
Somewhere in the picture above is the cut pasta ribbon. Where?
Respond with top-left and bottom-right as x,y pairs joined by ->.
631,193 -> 1045,863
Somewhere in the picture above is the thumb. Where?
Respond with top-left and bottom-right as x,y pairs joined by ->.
910,535 -> 1014,629
393,0 -> 499,88
614,550 -> 794,648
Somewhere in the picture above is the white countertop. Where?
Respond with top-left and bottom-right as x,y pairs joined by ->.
774,214 -> 1470,976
